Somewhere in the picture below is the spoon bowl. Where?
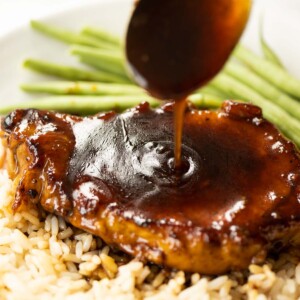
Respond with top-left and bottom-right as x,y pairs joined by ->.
126,0 -> 251,100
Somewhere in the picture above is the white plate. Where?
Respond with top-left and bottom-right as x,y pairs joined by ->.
0,0 -> 299,106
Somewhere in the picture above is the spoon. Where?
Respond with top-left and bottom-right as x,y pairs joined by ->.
125,0 -> 251,101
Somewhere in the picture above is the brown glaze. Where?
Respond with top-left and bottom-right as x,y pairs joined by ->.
126,0 -> 251,101
2,101 -> 300,274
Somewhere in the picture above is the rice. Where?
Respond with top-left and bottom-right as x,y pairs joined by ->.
1,145 -> 300,299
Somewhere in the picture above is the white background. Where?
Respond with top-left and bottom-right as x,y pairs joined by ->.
0,0 -> 95,35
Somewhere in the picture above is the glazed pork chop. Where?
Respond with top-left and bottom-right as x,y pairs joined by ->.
1,100 -> 300,274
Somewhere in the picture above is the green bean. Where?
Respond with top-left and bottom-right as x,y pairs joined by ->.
31,20 -> 114,49
22,23 -> 300,147
81,26 -> 121,47
234,45 -> 300,98
70,45 -> 124,65
78,57 -> 132,83
23,59 -> 129,83
197,85 -> 229,99
210,73 -> 300,147
224,61 -> 300,119
187,93 -> 223,108
21,81 -> 145,96
259,20 -> 284,68
0,94 -> 222,116
70,45 -> 126,76
0,96 -> 155,115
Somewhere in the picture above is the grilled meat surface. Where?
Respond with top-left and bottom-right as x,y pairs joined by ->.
1,100 -> 300,274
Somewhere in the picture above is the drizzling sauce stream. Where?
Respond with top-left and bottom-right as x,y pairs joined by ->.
173,99 -> 187,169
126,0 -> 251,171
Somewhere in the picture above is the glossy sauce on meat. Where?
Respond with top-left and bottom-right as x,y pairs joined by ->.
68,102 -> 300,233
2,101 -> 300,273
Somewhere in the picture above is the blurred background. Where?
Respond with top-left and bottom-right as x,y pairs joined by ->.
0,0 -> 96,35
